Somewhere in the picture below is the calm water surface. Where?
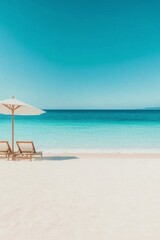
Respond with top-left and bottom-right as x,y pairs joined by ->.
0,110 -> 160,152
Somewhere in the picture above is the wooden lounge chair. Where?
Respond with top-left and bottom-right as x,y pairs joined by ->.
16,141 -> 42,161
0,141 -> 11,160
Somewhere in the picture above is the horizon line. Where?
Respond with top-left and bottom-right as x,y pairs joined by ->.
42,107 -> 160,111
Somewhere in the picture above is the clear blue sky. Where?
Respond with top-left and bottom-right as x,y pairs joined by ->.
0,0 -> 160,109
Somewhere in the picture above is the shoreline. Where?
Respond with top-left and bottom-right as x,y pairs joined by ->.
43,152 -> 160,159
42,147 -> 160,154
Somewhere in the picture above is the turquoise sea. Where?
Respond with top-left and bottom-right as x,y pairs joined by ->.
0,110 -> 160,153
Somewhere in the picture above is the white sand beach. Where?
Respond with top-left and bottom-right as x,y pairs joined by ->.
0,153 -> 160,240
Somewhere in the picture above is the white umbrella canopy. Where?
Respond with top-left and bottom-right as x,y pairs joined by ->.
0,96 -> 45,159
0,97 -> 45,115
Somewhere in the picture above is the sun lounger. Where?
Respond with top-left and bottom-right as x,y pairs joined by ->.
0,141 -> 11,160
16,141 -> 42,161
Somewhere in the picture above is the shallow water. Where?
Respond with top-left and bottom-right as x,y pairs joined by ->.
0,110 -> 160,152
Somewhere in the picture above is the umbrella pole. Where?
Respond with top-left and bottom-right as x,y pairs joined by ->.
12,108 -> 14,160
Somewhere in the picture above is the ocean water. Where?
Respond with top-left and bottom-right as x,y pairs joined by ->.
0,110 -> 160,153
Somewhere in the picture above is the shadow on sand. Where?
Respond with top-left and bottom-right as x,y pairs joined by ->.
38,156 -> 79,161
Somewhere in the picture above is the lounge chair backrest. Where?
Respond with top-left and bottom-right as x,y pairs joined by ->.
17,141 -> 36,153
0,141 -> 11,152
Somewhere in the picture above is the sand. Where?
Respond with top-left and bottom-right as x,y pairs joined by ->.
0,153 -> 160,240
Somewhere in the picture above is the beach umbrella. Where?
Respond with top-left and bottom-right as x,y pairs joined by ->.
0,96 -> 45,158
